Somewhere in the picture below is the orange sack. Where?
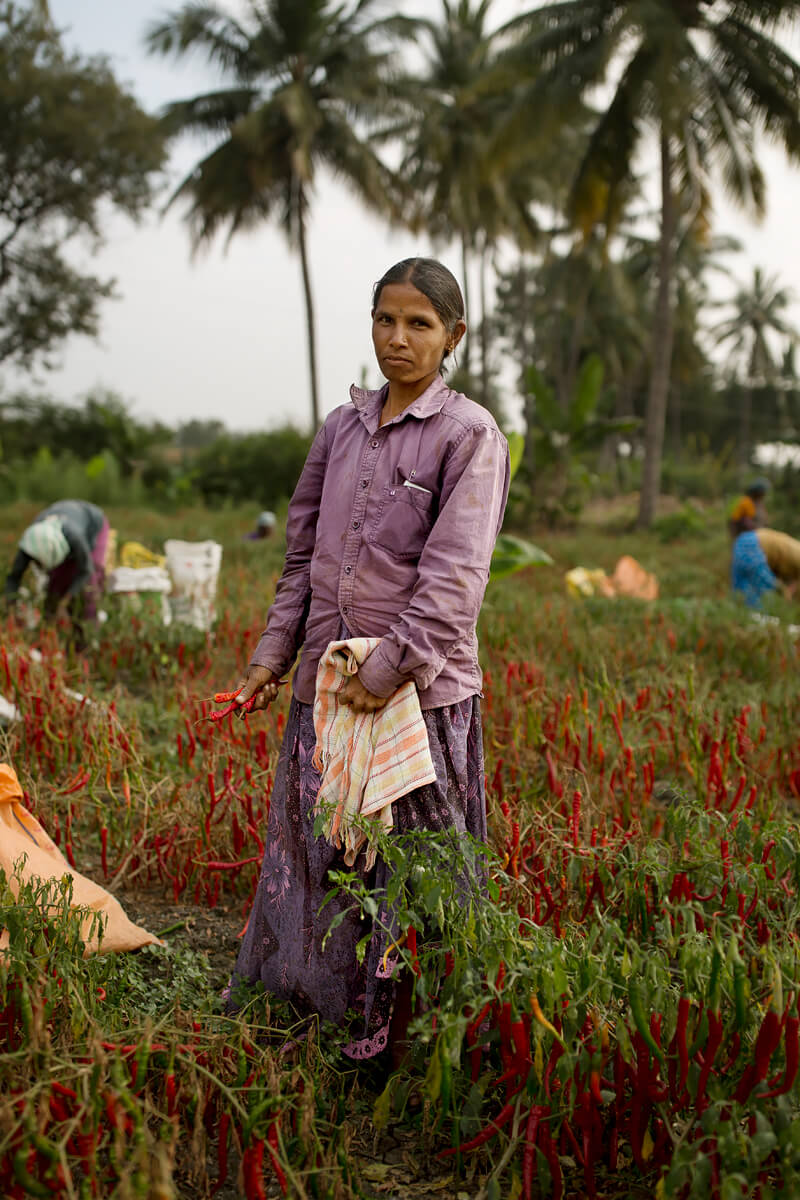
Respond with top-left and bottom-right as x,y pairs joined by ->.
0,762 -> 162,955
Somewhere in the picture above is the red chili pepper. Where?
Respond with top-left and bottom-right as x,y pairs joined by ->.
511,1018 -> 530,1071
203,856 -> 261,872
266,1120 -> 288,1196
736,1009 -> 784,1101
695,1009 -> 723,1110
437,1092 -> 520,1157
539,1117 -> 563,1200
60,768 -> 90,795
759,1014 -> 800,1098
522,1105 -> 547,1200
205,695 -> 257,723
499,1001 -> 514,1075
165,1074 -> 177,1117
243,1140 -> 267,1200
675,997 -> 690,1098
407,926 -> 421,977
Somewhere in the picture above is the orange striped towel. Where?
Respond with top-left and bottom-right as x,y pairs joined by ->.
312,638 -> 436,869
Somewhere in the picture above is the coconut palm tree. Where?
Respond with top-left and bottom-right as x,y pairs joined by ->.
504,0 -> 800,525
387,0 -> 551,401
146,0 -> 415,431
712,267 -> 798,464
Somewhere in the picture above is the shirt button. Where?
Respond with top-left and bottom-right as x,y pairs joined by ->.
370,439 -> 378,448
361,480 -> 368,488
352,520 -> 360,530
344,565 -> 352,574
342,606 -> 348,613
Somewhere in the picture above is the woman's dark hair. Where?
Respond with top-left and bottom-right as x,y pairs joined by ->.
372,258 -> 465,367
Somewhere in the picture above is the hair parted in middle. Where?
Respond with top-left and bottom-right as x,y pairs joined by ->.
372,257 -> 466,371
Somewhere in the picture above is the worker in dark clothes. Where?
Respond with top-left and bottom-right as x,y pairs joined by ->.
4,500 -> 110,629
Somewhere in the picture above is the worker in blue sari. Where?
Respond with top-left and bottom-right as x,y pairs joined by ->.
731,530 -> 778,608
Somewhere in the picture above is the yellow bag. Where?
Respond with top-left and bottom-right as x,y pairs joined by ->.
120,541 -> 166,570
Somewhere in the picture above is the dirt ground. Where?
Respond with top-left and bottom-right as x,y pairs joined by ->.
116,887 -> 473,1199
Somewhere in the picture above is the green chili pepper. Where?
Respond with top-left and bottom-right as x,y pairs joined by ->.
732,959 -> 748,1031
708,946 -> 722,1015
628,978 -> 665,1065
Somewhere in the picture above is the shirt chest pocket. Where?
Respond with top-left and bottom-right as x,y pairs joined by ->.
368,485 -> 436,560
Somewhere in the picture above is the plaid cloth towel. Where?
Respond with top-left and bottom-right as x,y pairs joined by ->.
312,638 -> 436,869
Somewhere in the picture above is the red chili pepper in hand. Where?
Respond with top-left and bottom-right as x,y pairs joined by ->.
204,695 -> 257,723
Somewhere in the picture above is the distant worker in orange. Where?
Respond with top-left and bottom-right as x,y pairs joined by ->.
728,478 -> 769,538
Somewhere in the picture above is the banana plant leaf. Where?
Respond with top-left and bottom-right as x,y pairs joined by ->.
507,430 -> 525,482
490,533 -> 553,582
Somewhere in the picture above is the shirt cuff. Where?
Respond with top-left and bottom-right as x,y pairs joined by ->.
249,631 -> 294,677
357,643 -> 406,699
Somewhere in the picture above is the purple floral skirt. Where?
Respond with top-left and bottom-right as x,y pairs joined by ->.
227,694 -> 486,1058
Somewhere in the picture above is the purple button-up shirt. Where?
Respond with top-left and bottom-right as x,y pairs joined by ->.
250,375 -> 510,709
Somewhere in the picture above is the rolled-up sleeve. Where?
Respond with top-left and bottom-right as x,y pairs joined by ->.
250,421 -> 329,676
358,423 -> 510,697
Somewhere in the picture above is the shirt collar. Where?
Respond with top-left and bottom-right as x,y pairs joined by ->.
350,375 -> 450,433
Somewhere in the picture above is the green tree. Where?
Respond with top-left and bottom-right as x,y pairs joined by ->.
191,426 -> 312,508
712,267 -> 799,466
147,0 -> 414,432
507,0 -> 800,526
0,389 -> 171,474
389,0 -> 557,413
0,2 -> 165,369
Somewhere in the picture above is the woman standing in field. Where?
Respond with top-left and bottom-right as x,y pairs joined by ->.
227,258 -> 509,1059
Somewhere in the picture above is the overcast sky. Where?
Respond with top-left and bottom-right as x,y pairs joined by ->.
6,0 -> 800,433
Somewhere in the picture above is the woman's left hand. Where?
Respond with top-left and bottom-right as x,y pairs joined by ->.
339,675 -> 388,713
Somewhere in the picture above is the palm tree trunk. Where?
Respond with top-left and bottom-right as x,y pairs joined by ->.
562,263 -> 592,413
739,343 -> 756,468
671,380 -> 681,459
297,201 -> 320,433
479,240 -> 490,410
461,235 -> 471,376
739,387 -> 753,470
637,130 -> 677,529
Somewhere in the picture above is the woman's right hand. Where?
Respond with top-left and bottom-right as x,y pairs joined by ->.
235,665 -> 281,714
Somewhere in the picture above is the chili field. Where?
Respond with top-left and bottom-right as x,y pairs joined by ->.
3,499 -> 800,1199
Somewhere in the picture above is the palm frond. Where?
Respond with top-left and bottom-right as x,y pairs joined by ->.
157,88 -> 259,139
145,3 -> 251,75
712,14 -> 800,159
569,42 -> 658,237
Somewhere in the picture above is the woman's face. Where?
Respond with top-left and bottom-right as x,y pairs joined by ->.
371,281 -> 463,389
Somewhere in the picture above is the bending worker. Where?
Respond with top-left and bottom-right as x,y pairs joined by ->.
4,500 -> 110,623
